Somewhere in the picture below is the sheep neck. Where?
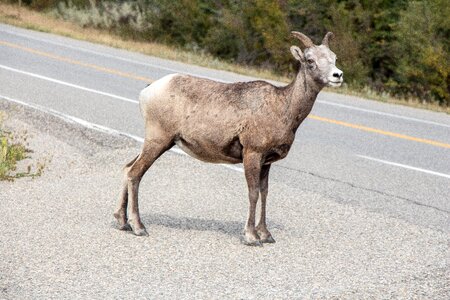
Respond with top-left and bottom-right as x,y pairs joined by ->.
283,66 -> 323,128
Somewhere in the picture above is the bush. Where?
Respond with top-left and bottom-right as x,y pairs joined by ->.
54,1 -> 150,33
392,0 -> 449,105
15,0 -> 450,107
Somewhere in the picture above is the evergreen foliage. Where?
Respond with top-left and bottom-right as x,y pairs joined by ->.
18,0 -> 450,106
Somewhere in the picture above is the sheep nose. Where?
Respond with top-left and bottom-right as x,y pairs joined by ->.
333,71 -> 343,79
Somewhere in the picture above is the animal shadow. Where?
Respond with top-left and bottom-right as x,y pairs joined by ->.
140,213 -> 285,237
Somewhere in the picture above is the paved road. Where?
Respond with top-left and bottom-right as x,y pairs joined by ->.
1,104 -> 446,298
1,24 -> 448,232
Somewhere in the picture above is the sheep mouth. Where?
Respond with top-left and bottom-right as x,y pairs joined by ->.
328,81 -> 342,87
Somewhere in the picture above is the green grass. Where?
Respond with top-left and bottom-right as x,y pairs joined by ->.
0,111 -> 45,181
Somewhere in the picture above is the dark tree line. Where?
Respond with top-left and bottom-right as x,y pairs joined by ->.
18,0 -> 450,106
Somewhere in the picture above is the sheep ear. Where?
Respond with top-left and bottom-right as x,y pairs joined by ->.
322,32 -> 334,47
290,46 -> 304,62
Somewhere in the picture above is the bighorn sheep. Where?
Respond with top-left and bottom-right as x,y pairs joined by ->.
114,31 -> 343,246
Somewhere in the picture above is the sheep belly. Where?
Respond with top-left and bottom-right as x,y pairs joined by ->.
174,136 -> 242,164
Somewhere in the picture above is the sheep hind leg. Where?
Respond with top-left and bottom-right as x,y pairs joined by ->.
126,134 -> 174,236
114,155 -> 139,231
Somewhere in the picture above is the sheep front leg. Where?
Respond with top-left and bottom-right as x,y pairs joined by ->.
257,164 -> 275,243
242,150 -> 263,246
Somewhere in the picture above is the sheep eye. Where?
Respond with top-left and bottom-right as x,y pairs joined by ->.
307,59 -> 314,64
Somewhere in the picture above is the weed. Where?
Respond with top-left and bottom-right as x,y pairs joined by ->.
0,111 -> 47,181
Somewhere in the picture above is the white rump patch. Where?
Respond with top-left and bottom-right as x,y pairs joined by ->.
139,73 -> 178,116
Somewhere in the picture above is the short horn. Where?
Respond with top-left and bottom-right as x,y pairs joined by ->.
322,32 -> 334,47
291,31 -> 314,48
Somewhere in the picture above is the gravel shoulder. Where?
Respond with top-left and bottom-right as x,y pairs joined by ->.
0,99 -> 449,299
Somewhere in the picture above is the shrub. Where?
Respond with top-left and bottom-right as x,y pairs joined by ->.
54,1 -> 150,33
0,112 -> 45,180
14,0 -> 450,107
392,0 -> 449,106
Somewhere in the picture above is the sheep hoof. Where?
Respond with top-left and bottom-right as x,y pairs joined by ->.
129,223 -> 149,236
240,236 -> 263,247
118,223 -> 132,231
261,236 -> 276,243
133,227 -> 149,237
113,211 -> 130,231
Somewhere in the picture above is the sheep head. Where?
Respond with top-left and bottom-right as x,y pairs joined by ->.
290,31 -> 343,87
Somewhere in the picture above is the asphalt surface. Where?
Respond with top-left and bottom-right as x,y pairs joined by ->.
1,23 -> 449,231
0,100 -> 448,299
0,23 -> 449,298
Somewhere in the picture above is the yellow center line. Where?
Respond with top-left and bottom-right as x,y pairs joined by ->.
0,40 -> 153,83
1,39 -> 449,149
308,115 -> 450,149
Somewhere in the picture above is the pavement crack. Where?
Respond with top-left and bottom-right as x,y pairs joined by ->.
274,164 -> 450,215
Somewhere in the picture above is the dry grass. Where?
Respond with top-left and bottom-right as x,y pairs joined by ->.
0,3 -> 448,114
327,86 -> 449,114
0,3 -> 287,82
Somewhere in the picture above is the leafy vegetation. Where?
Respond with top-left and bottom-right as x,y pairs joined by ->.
0,111 -> 45,180
4,0 -> 450,107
